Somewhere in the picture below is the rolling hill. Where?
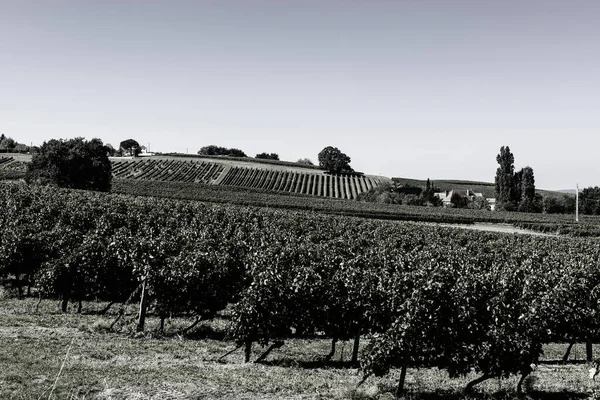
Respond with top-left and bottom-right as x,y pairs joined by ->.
111,156 -> 390,200
0,153 -> 390,200
0,153 -> 572,201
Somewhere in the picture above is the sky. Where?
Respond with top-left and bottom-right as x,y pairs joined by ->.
1,0 -> 599,190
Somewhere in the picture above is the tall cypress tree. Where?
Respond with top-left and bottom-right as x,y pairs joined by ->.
518,166 -> 537,212
495,146 -> 515,209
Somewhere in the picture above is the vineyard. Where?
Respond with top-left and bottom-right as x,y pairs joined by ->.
2,154 -> 599,236
0,156 -> 28,180
0,156 -> 28,171
111,178 -> 600,236
3,181 -> 600,397
112,158 -> 225,184
111,157 -> 389,200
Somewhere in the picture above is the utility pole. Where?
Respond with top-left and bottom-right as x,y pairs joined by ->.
576,183 -> 579,223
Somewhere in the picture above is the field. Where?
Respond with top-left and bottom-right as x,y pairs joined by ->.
1,298 -> 600,400
0,154 -> 389,200
111,157 -> 389,200
4,159 -> 600,399
4,182 -> 600,400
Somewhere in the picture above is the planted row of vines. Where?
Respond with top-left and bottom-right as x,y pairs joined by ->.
110,158 -> 388,199
2,181 -> 600,393
219,166 -> 385,199
112,158 -> 224,184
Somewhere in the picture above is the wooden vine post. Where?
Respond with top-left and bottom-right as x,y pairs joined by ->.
587,298 -> 593,361
137,275 -> 148,332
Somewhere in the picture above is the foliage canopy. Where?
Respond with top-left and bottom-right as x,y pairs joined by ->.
318,146 -> 353,174
26,137 -> 112,192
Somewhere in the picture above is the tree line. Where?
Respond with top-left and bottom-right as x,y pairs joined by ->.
0,134 -> 30,153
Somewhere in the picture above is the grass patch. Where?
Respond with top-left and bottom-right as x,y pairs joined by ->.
1,298 -> 600,399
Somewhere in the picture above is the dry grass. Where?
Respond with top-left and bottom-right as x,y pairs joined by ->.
0,298 -> 599,400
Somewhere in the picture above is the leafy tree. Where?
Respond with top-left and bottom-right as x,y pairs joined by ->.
119,139 -> 141,156
297,158 -> 314,166
580,187 -> 600,215
495,146 -> 515,209
495,147 -> 539,212
450,192 -> 469,208
520,167 -> 535,202
422,179 -> 442,206
517,166 -> 540,212
318,146 -> 353,174
198,145 -> 247,157
105,143 -> 117,157
198,145 -> 223,156
512,168 -> 523,205
563,194 -> 576,214
543,196 -> 566,214
14,143 -> 29,153
469,196 -> 491,210
26,137 -> 112,192
227,148 -> 247,157
0,136 -> 16,151
255,152 -> 279,160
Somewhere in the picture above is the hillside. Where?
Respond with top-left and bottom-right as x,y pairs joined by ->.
0,153 -> 571,201
111,156 -> 390,200
0,153 -> 390,200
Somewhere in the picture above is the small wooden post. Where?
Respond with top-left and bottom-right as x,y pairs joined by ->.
137,277 -> 148,332
587,298 -> 593,361
351,331 -> 361,364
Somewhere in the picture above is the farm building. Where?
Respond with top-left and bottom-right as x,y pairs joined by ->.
435,189 -> 495,209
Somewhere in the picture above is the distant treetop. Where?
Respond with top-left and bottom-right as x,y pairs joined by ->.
255,152 -> 279,160
198,145 -> 247,158
26,137 -> 112,192
318,146 -> 353,174
119,139 -> 141,157
0,134 -> 30,153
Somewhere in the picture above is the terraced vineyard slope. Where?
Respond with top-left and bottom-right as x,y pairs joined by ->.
111,157 -> 390,199
218,166 -> 388,199
112,158 -> 225,184
0,156 -> 28,171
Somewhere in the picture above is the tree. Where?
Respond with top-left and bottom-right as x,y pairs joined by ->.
517,166 -> 539,212
543,196 -> 566,214
0,136 -> 16,151
494,147 -> 539,212
255,152 -> 279,160
119,139 -> 141,156
297,158 -> 314,166
495,146 -> 515,209
198,145 -> 247,157
105,143 -> 117,157
318,146 -> 353,174
26,137 -> 112,192
13,143 -> 29,153
579,187 -> 600,215
422,179 -> 442,206
469,196 -> 491,210
450,192 -> 469,208
227,148 -> 247,157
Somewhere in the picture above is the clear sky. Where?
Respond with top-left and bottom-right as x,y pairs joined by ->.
1,0 -> 599,189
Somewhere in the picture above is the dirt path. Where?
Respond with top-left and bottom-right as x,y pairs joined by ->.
435,222 -> 557,237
